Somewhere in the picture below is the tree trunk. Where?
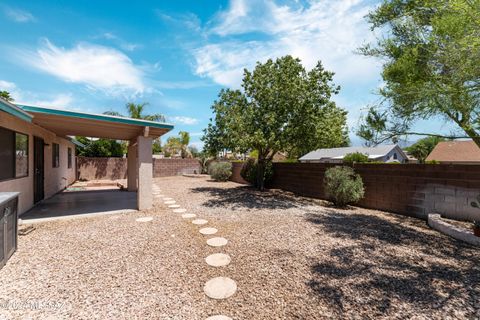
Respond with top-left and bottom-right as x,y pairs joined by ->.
462,126 -> 480,149
256,157 -> 266,191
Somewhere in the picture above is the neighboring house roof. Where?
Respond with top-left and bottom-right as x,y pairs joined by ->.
299,144 -> 405,161
426,140 -> 480,163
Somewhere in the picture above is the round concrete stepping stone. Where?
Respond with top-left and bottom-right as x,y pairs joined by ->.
164,200 -> 176,204
206,316 -> 232,320
169,204 -> 181,208
206,237 -> 228,247
173,208 -> 186,213
205,253 -> 231,267
163,197 -> 173,201
182,213 -> 197,219
200,227 -> 218,235
136,217 -> 153,222
192,219 -> 208,225
204,277 -> 237,299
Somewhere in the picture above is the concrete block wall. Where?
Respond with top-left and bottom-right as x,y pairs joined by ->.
77,157 -> 202,180
152,158 -> 201,177
233,162 -> 480,221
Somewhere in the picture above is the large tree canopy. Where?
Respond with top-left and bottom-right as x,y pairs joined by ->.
357,0 -> 480,147
202,55 -> 349,189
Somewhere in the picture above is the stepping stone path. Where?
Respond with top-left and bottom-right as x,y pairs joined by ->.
205,253 -> 231,267
206,237 -> 228,247
159,185 -> 235,319
204,277 -> 237,300
199,227 -> 218,235
135,217 -> 153,222
192,219 -> 208,225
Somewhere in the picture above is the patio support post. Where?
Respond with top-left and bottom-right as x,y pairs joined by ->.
127,142 -> 137,192
137,135 -> 153,210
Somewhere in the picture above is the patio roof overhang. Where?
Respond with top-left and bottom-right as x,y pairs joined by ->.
18,104 -> 174,140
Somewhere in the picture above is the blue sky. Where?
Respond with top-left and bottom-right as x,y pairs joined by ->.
0,0 -> 452,148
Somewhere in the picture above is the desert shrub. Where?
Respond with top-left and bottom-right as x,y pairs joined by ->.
324,166 -> 365,207
240,158 -> 274,187
209,162 -> 232,181
343,152 -> 369,164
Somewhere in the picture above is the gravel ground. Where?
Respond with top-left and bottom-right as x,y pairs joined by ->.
1,176 -> 479,319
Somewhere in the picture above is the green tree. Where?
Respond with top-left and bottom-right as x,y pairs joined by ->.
75,137 -> 124,157
152,138 -> 162,154
202,55 -> 349,190
405,136 -> 445,163
178,131 -> 191,158
0,90 -> 14,102
343,152 -> 369,164
357,0 -> 480,147
164,137 -> 182,157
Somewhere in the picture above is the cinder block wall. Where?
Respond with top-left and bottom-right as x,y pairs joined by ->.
152,158 -> 201,177
231,162 -> 480,221
77,157 -> 201,180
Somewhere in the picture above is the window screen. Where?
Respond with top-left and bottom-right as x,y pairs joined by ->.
52,143 -> 59,168
15,133 -> 28,177
0,127 -> 14,180
68,147 -> 72,169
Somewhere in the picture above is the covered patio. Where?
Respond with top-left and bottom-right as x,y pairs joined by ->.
19,105 -> 173,212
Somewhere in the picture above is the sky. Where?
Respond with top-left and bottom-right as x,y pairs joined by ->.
0,0 -> 453,149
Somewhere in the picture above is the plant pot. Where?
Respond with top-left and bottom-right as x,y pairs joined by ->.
473,226 -> 480,237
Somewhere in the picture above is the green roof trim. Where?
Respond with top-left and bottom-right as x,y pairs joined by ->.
18,104 -> 174,130
0,99 -> 33,122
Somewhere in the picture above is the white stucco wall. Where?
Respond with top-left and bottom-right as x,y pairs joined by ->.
0,111 -> 76,215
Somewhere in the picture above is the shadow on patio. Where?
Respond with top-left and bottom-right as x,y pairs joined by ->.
305,210 -> 480,317
22,189 -> 137,222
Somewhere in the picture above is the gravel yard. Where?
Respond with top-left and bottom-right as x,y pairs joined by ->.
1,176 -> 479,319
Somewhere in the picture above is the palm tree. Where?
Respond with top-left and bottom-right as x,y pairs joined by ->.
103,102 -> 166,149
104,102 -> 165,122
0,90 -> 14,102
178,131 -> 191,158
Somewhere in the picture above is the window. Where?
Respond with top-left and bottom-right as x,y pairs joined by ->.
52,143 -> 59,168
0,126 -> 29,181
68,147 -> 72,169
15,132 -> 28,177
393,153 -> 398,160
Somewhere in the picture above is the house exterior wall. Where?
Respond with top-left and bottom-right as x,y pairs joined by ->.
0,111 -> 76,215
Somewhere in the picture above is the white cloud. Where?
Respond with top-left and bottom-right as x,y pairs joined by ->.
4,7 -> 35,23
171,116 -> 199,125
18,39 -> 146,96
24,93 -> 74,109
98,32 -> 141,51
193,0 -> 380,87
0,79 -> 75,110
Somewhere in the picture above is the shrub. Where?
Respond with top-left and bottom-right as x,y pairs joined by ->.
209,162 -> 232,181
425,160 -> 440,164
343,152 -> 369,164
240,158 -> 274,187
324,166 -> 365,207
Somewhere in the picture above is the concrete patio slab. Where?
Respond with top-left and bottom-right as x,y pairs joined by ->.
21,189 -> 137,223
